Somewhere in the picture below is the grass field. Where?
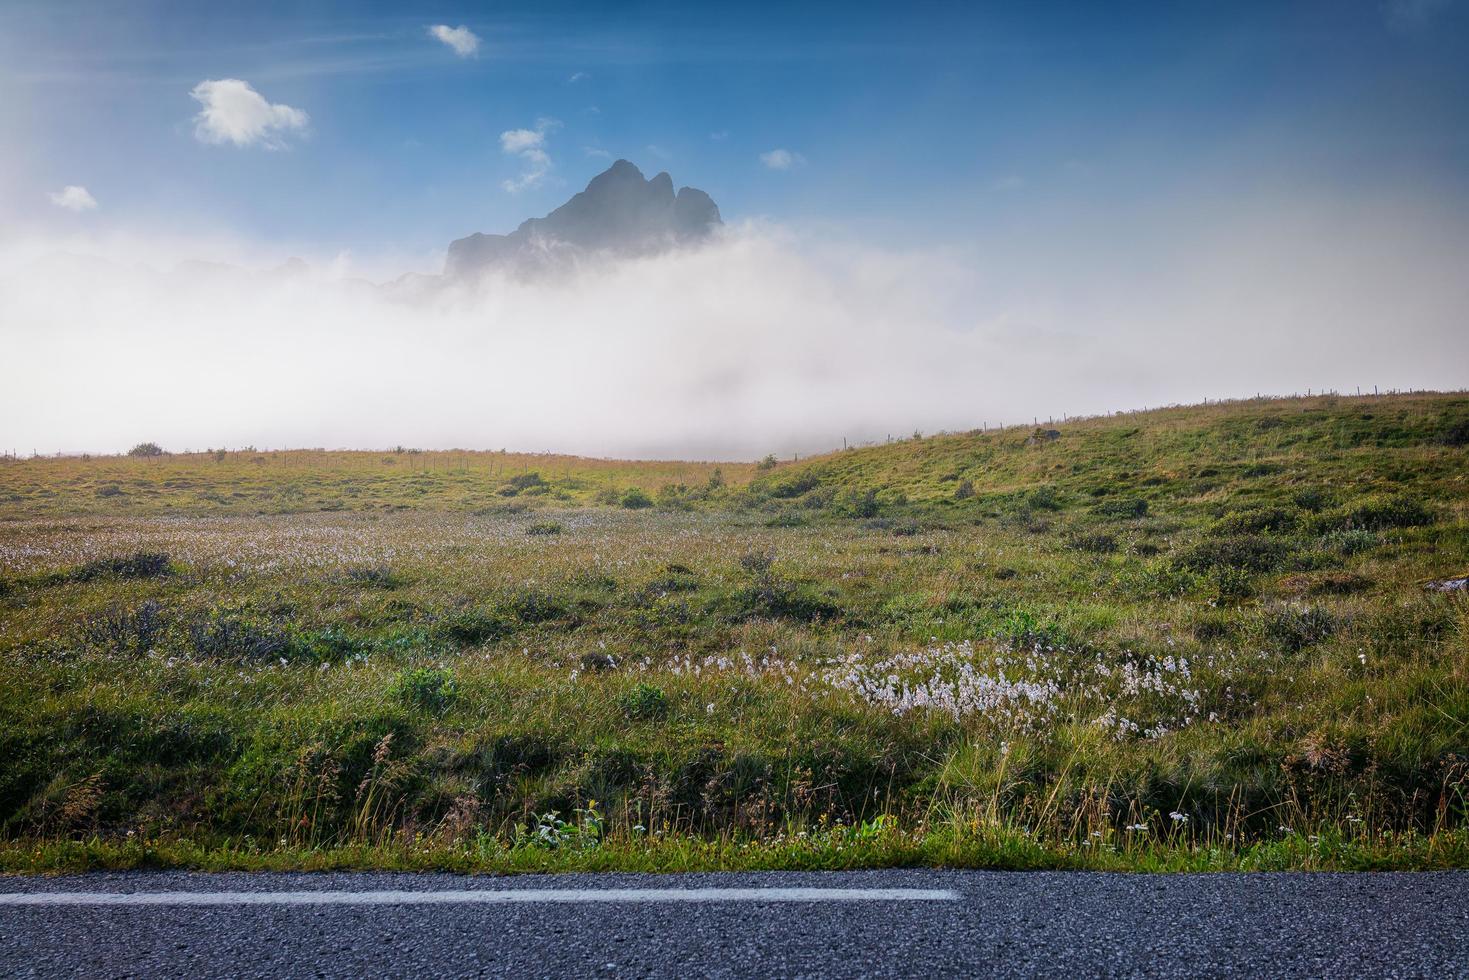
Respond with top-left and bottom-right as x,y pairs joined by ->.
2,392 -> 1467,872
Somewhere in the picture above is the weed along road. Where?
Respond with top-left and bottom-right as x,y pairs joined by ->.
3,870 -> 1467,977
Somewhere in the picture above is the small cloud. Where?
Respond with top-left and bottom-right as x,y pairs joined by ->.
1383,0 -> 1451,30
583,105 -> 601,115
190,79 -> 309,149
428,24 -> 480,57
646,144 -> 671,160
48,185 -> 98,212
990,175 -> 1027,192
759,148 -> 805,171
500,117 -> 561,193
709,130 -> 729,141
584,146 -> 613,159
567,71 -> 591,84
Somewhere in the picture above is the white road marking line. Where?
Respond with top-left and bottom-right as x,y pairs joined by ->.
0,887 -> 959,907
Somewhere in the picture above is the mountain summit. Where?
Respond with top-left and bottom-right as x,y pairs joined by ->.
445,160 -> 722,278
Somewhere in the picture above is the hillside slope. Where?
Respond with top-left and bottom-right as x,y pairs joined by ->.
0,392 -> 1467,871
748,392 -> 1469,516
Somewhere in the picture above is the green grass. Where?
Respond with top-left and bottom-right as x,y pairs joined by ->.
1,392 -> 1466,872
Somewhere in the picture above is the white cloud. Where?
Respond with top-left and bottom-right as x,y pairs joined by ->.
646,144 -> 671,160
710,130 -> 729,141
499,117 -> 561,193
567,71 -> 590,84
990,175 -> 1027,192
48,185 -> 98,212
1383,0 -> 1451,30
584,146 -> 613,159
428,24 -> 480,57
190,79 -> 309,149
760,148 -> 805,171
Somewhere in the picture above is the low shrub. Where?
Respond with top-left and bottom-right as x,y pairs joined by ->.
1070,532 -> 1118,554
843,488 -> 880,519
526,521 -> 564,536
1262,605 -> 1338,653
502,472 -> 546,494
73,551 -> 172,582
392,667 -> 457,714
1319,529 -> 1379,555
620,488 -> 654,510
1174,535 -> 1289,573
1319,495 -> 1434,532
186,613 -> 293,662
85,600 -> 166,655
505,589 -> 570,624
769,473 -> 820,499
1094,496 -> 1148,519
344,565 -> 400,588
1027,486 -> 1062,511
439,610 -> 511,647
1440,417 -> 1469,447
1211,506 -> 1298,536
618,683 -> 670,721
731,576 -> 840,624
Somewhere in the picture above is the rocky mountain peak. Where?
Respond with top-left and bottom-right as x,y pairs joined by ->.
445,160 -> 722,279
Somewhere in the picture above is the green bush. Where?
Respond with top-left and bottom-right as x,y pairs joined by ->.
618,683 -> 670,721
844,488 -> 880,518
620,488 -> 654,509
1211,506 -> 1298,536
392,667 -> 457,714
73,552 -> 172,582
526,521 -> 563,536
769,473 -> 820,499
1319,529 -> 1378,555
1070,532 -> 1117,554
344,565 -> 400,588
501,472 -> 546,495
1093,496 -> 1148,519
1319,495 -> 1433,532
1174,534 -> 1289,573
439,610 -> 510,647
1263,605 -> 1338,653
1027,486 -> 1062,511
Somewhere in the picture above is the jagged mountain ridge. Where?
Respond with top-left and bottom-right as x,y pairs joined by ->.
445,160 -> 722,278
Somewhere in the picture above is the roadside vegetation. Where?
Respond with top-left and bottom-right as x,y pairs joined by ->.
1,393 -> 1466,872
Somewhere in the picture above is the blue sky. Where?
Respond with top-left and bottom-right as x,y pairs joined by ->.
3,0 -> 1467,260
2,2 -> 1468,456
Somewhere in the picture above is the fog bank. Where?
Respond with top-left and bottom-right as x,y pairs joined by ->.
2,202 -> 1466,460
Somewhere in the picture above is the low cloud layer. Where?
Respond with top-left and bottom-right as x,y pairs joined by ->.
1,198 -> 1466,459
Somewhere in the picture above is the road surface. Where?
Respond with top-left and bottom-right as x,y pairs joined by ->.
2,869 -> 1465,977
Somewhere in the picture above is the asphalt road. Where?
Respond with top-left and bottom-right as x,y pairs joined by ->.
2,869 -> 1465,978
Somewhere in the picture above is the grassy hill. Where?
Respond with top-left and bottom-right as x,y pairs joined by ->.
1,392 -> 1466,873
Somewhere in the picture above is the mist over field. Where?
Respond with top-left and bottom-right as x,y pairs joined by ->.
3,190 -> 1467,459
